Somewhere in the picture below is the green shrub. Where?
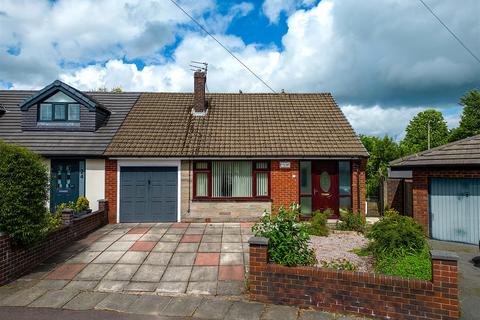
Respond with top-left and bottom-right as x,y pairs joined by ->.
0,141 -> 49,246
308,210 -> 329,236
320,259 -> 357,271
367,211 -> 425,256
336,210 -> 366,232
46,211 -> 63,232
55,201 -> 76,215
375,246 -> 432,280
252,203 -> 317,267
76,196 -> 90,212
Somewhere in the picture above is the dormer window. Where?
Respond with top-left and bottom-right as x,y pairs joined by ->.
38,92 -> 80,122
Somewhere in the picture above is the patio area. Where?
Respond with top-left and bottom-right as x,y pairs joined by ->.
10,222 -> 253,296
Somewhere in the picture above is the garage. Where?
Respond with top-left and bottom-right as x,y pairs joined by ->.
119,166 -> 178,222
430,178 -> 479,244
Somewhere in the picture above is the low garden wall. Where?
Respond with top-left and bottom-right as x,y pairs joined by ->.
249,237 -> 460,320
0,200 -> 109,285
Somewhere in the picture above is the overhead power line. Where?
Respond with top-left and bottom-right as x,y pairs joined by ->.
169,0 -> 277,93
417,0 -> 480,65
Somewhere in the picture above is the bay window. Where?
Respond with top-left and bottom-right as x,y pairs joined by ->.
193,160 -> 270,199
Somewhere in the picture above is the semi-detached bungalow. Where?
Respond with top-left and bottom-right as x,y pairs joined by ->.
0,72 -> 368,223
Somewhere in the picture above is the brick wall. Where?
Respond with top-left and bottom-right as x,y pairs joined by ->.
352,159 -> 367,215
412,168 -> 480,236
0,200 -> 109,285
105,159 -> 117,223
271,160 -> 299,210
249,238 -> 460,320
387,178 -> 404,212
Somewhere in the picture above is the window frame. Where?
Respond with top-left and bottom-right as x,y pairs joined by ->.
338,161 -> 352,210
192,160 -> 271,201
37,102 -> 81,123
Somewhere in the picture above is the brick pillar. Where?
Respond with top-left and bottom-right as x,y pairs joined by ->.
248,237 -> 269,302
62,208 -> 74,226
105,159 -> 117,224
270,160 -> 299,212
412,169 -> 429,235
352,159 -> 366,215
98,199 -> 109,225
430,250 -> 460,319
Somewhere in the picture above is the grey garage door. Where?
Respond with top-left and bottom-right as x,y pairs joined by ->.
429,178 -> 480,244
120,167 -> 177,222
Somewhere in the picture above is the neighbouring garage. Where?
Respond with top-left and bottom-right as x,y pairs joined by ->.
119,166 -> 178,222
430,178 -> 480,244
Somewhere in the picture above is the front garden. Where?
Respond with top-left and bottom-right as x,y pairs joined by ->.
253,204 -> 432,280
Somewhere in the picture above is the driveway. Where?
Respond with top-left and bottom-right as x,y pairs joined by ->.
429,240 -> 480,320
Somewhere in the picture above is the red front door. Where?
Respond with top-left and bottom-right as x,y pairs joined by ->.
312,161 -> 339,218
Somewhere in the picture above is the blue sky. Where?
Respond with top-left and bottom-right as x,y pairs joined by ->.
0,0 -> 479,138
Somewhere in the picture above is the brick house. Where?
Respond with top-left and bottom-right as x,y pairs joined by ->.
0,72 -> 368,224
389,135 -> 480,244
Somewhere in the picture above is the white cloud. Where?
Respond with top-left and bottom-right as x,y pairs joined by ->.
262,0 -> 315,23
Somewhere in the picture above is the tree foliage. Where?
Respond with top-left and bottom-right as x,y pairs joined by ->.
0,141 -> 50,246
449,89 -> 480,142
400,109 -> 449,154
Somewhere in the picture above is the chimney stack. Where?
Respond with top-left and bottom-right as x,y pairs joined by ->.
193,71 -> 206,113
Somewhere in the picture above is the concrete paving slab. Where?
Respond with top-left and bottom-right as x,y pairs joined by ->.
161,234 -> 183,242
63,280 -> 99,291
45,263 -> 86,280
132,265 -> 166,282
0,287 -> 47,307
224,301 -> 264,320
67,251 -> 102,264
216,281 -> 244,295
95,293 -> 139,313
152,242 -> 178,252
96,280 -> 129,292
223,228 -> 241,235
62,291 -> 109,310
75,264 -> 113,280
144,252 -> 173,265
92,251 -> 124,264
156,281 -> 188,294
127,295 -> 171,315
124,282 -> 157,292
222,234 -> 242,242
161,266 -> 192,282
198,242 -> 221,252
29,289 -> 79,308
139,234 -> 163,241
104,264 -> 140,281
221,242 -> 243,252
34,279 -> 69,290
220,252 -> 244,265
166,228 -> 187,235
86,241 -> 112,251
119,234 -> 143,241
298,310 -> 336,320
185,228 -> 205,235
19,263 -> 56,280
202,235 -> 222,242
262,305 -> 299,320
98,234 -> 123,242
218,265 -> 244,281
161,296 -> 203,317
193,298 -> 233,319
106,241 -> 134,251
190,266 -> 218,281
118,251 -> 149,264
176,242 -> 200,252
186,281 -> 217,295
170,252 -> 196,265
204,228 -> 223,235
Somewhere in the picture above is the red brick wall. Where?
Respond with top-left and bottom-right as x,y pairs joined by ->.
270,160 -> 299,211
412,168 -> 480,236
105,159 -> 117,223
352,159 -> 367,215
0,201 -> 108,285
249,241 -> 459,320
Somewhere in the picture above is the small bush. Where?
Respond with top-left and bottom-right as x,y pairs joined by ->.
76,196 -> 90,212
308,210 -> 330,236
375,246 -> 432,280
367,211 -> 425,256
320,259 -> 357,271
46,211 -> 63,232
336,210 -> 366,232
0,141 -> 49,246
252,203 -> 317,267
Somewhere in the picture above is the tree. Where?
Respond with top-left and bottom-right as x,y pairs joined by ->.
401,109 -> 449,154
449,89 -> 480,142
360,135 -> 403,197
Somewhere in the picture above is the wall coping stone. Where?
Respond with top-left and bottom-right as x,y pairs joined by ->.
430,250 -> 459,261
248,236 -> 269,246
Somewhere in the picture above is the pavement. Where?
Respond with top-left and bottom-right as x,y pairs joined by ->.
429,240 -> 480,320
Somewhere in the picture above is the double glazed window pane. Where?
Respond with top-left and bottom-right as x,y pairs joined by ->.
256,172 -> 268,196
212,161 -> 252,197
300,161 -> 311,194
39,103 -> 52,121
54,104 -> 66,120
196,172 -> 208,197
339,161 -> 351,195
68,104 -> 80,121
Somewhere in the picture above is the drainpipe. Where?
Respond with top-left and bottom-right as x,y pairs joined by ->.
188,160 -> 191,213
355,162 -> 360,213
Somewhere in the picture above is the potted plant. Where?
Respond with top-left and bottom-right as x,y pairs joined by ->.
75,196 -> 91,216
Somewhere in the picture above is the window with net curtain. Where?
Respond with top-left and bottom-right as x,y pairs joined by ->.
194,161 -> 269,198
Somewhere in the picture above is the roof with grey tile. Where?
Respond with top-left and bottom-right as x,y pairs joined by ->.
0,90 -> 140,156
390,134 -> 480,167
105,92 -> 368,158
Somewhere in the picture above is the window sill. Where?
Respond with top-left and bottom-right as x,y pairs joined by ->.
192,197 -> 272,202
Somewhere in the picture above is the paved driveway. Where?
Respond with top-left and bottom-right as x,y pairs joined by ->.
429,240 -> 480,320
14,222 -> 253,296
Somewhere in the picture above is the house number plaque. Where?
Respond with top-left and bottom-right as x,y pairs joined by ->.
279,161 -> 291,169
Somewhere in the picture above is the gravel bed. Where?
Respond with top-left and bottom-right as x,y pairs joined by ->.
309,231 -> 374,272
